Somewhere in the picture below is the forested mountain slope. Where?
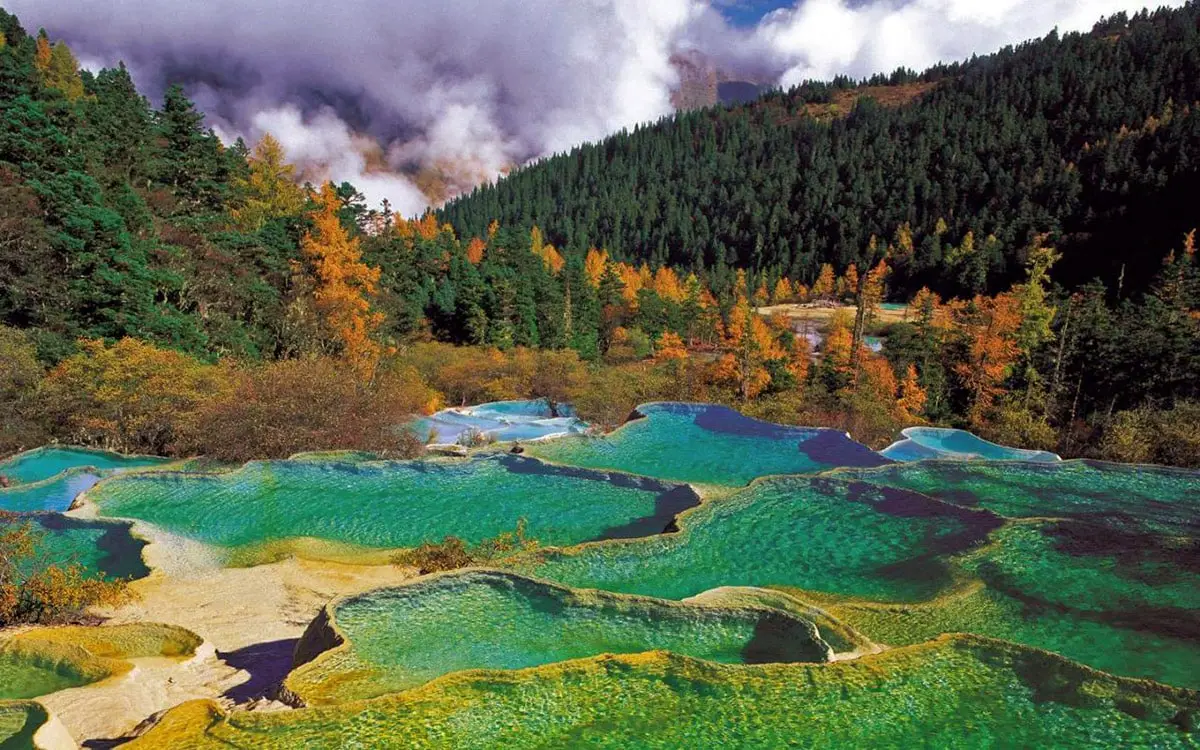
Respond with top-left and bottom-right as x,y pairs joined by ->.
441,3 -> 1200,299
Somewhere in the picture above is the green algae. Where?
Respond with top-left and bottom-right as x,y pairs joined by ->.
0,649 -> 88,701
130,637 -> 1200,749
518,476 -> 998,602
830,459 -> 1200,536
0,446 -> 169,486
0,701 -> 50,750
526,402 -> 888,486
814,517 -> 1200,689
0,623 -> 203,702
86,454 -> 697,564
285,570 -> 832,705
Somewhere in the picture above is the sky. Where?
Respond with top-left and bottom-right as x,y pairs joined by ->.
8,0 -> 1186,216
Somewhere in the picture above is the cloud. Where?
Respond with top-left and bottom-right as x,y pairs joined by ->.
10,0 -> 710,216
8,0 -> 1185,215
751,0 -> 1186,87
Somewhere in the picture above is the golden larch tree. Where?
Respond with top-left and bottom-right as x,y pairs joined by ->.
300,183 -> 385,376
465,237 -> 486,265
233,134 -> 305,230
584,248 -> 608,288
952,294 -> 1023,426
839,264 -> 859,300
812,264 -> 836,300
655,331 -> 688,361
772,278 -> 794,303
898,364 -> 927,419
652,267 -> 684,302
716,294 -> 783,400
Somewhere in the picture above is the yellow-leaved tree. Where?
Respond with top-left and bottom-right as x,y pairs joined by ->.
716,293 -> 783,400
299,183 -> 385,377
233,134 -> 306,230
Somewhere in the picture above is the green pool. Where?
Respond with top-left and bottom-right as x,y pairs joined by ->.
527,402 -> 889,486
131,637 -> 1200,749
831,459 -> 1200,535
0,648 -> 89,700
833,518 -> 1200,689
0,447 -> 169,485
520,476 -> 998,602
286,570 -> 831,705
4,514 -> 149,580
87,455 -> 698,562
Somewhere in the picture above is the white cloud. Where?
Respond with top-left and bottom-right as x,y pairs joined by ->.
8,0 -> 1186,215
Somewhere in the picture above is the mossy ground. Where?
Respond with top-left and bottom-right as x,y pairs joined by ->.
131,637 -> 1199,749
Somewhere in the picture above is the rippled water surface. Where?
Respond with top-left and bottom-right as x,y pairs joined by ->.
88,455 -> 695,556
0,447 -> 169,485
291,570 -> 826,704
527,402 -> 889,486
523,476 -> 994,602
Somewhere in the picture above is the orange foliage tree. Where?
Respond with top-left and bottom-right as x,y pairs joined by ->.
812,264 -> 836,300
716,294 -> 783,400
584,248 -> 608,288
530,226 -> 565,274
838,264 -> 859,301
898,363 -> 927,419
464,237 -> 486,265
299,183 -> 385,375
655,330 -> 688,361
652,267 -> 684,302
951,293 -> 1023,425
772,278 -> 794,303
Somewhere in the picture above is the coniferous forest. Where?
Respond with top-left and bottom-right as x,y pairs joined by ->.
0,4 -> 1197,467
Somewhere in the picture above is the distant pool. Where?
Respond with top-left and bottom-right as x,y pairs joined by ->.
0,447 -> 170,485
411,399 -> 589,446
527,402 -> 889,486
87,454 -> 697,561
881,427 -> 1061,463
0,447 -> 171,513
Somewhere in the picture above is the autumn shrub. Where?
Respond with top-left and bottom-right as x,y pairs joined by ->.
0,326 -> 46,453
566,361 -> 676,429
391,520 -> 539,575
37,338 -> 229,455
0,514 -> 130,626
400,343 -> 523,405
1099,401 -> 1200,468
174,357 -> 439,462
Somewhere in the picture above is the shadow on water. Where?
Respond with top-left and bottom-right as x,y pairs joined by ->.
30,514 -> 150,580
976,558 -> 1200,642
220,638 -> 301,703
741,614 -> 830,665
499,454 -> 702,542
798,430 -> 892,469
661,403 -> 890,469
834,480 -> 1004,596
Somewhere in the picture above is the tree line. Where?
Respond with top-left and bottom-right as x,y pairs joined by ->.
0,8 -> 1195,467
441,3 -> 1200,301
